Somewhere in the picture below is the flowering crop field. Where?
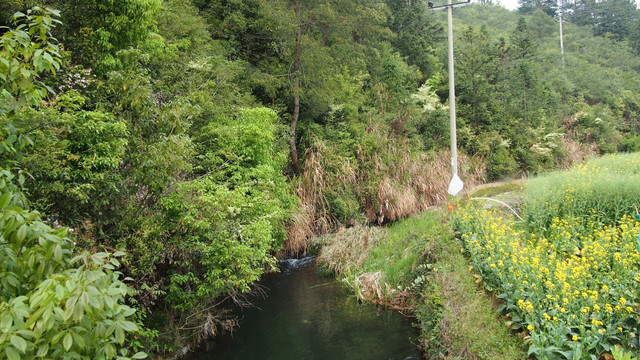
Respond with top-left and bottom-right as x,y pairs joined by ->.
454,153 -> 640,359
524,153 -> 640,233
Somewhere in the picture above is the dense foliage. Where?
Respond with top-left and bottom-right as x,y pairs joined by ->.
0,7 -> 146,360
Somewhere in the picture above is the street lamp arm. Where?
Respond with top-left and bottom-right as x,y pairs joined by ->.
428,0 -> 471,10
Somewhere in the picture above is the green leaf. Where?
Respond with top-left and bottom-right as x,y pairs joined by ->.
5,347 -> 20,360
71,331 -> 85,349
122,307 -> 136,317
1,314 -> 12,332
36,343 -> 49,357
115,326 -> 125,344
119,320 -> 137,332
10,335 -> 27,353
63,332 -> 72,351
105,343 -> 116,359
0,192 -> 11,208
15,224 -> 27,242
132,352 -> 148,359
54,244 -> 62,262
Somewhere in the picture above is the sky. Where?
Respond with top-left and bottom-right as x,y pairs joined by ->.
496,0 -> 520,10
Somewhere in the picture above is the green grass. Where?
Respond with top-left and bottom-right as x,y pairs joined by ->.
409,210 -> 524,360
470,182 -> 524,198
524,152 -> 640,233
361,212 -> 441,287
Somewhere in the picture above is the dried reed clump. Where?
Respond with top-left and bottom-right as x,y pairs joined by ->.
283,138 -> 358,256
354,271 -> 384,302
282,202 -> 315,256
283,130 -> 486,254
315,225 -> 384,275
352,271 -> 414,311
370,150 -> 485,224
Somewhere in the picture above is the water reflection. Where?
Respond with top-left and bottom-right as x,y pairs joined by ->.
188,258 -> 421,360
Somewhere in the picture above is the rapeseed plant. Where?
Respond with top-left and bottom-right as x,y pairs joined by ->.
454,205 -> 640,359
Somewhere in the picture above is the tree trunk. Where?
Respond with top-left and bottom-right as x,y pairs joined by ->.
322,23 -> 328,46
290,0 -> 302,174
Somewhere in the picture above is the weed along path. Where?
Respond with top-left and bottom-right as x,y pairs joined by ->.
186,257 -> 421,360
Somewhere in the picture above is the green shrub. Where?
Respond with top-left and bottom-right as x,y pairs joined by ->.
620,135 -> 640,153
487,145 -> 518,181
0,169 -> 144,360
142,107 -> 296,313
16,100 -> 128,224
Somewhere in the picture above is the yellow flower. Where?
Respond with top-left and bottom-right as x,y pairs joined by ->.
619,298 -> 627,306
572,335 -> 579,341
527,324 -> 534,331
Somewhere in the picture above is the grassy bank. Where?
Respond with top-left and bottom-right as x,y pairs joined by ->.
315,208 -> 525,359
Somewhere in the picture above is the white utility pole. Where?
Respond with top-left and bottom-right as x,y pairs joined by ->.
559,0 -> 565,67
428,0 -> 469,196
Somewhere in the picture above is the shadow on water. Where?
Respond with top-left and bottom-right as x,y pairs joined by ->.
187,257 -> 421,360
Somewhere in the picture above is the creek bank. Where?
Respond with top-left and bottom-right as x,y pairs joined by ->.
314,205 -> 526,359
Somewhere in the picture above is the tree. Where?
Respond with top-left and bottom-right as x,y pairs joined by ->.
0,7 -> 145,359
568,0 -> 638,41
592,0 -> 637,40
456,25 -> 498,127
518,0 -> 557,16
385,0 -> 444,78
47,0 -> 160,74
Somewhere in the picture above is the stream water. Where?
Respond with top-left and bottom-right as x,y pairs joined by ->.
187,257 -> 421,360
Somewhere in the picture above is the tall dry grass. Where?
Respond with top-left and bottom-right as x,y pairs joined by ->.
283,125 -> 486,255
314,225 -> 384,275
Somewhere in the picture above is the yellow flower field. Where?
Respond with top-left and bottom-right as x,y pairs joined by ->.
454,154 -> 640,358
454,206 -> 639,359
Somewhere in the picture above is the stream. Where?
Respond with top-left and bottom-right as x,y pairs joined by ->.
187,257 -> 421,360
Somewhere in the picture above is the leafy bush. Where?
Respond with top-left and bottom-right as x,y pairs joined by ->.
0,168 -> 145,360
0,7 -> 61,114
620,135 -> 640,153
487,144 -> 518,181
135,107 -> 296,315
15,96 -> 128,224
